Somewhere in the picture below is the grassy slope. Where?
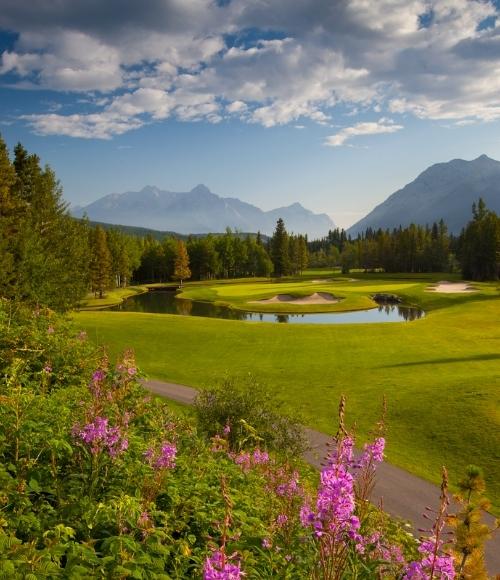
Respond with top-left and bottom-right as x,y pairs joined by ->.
73,274 -> 500,510
78,285 -> 150,309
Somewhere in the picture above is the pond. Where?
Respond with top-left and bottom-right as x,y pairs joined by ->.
109,291 -> 424,324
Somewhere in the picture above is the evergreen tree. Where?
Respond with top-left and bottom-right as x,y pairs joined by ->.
298,235 -> 309,274
449,465 -> 492,579
2,139 -> 91,309
90,226 -> 112,298
0,134 -> 21,296
460,199 -> 500,280
270,218 -> 290,276
173,240 -> 191,286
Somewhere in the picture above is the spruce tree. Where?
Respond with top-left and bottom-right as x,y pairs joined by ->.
270,218 -> 290,277
90,226 -> 112,298
0,134 -> 20,297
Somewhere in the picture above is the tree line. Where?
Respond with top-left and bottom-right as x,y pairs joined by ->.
1,135 -> 498,313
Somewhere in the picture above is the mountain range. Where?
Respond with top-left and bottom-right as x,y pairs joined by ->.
72,184 -> 335,238
347,154 -> 500,236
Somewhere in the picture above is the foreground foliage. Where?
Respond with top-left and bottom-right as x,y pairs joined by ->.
1,300 -> 496,578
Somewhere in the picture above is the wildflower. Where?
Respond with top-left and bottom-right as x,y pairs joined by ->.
144,441 -> 177,470
203,550 -> 242,580
252,449 -> 269,465
223,424 -> 231,435
357,437 -> 385,468
43,365 -> 52,373
276,514 -> 288,527
73,416 -> 128,458
262,537 -> 272,549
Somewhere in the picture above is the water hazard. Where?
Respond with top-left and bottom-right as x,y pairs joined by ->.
110,291 -> 424,324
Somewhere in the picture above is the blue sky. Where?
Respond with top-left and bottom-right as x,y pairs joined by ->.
1,0 -> 500,228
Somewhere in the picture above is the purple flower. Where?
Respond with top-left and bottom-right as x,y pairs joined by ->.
252,449 -> 269,465
43,365 -> 52,373
404,537 -> 455,579
92,370 -> 105,383
223,424 -> 231,435
74,416 -> 127,458
358,437 -> 385,468
144,442 -> 177,470
203,551 -> 242,580
276,514 -> 288,527
262,538 -> 272,549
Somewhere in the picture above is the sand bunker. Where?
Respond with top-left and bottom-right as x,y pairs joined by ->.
250,292 -> 339,305
426,281 -> 476,293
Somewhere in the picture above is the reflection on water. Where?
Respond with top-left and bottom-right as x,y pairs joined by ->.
110,291 -> 424,324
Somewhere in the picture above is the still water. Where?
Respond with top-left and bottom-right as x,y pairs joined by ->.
110,291 -> 424,324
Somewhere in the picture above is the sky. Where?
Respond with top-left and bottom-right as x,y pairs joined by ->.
1,0 -> 500,229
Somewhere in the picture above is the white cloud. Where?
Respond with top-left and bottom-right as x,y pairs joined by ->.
2,0 -> 499,137
325,119 -> 404,147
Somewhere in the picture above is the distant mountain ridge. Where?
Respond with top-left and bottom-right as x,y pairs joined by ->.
348,155 -> 500,236
72,184 -> 335,238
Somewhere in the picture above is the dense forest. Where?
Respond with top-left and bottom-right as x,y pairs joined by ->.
1,135 -> 499,313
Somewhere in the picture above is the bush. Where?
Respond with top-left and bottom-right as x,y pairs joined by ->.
193,374 -> 308,456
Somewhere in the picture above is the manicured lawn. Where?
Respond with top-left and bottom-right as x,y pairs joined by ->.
72,273 -> 500,511
78,285 -> 150,309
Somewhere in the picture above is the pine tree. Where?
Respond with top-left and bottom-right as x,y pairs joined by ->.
173,240 -> 191,286
0,134 -> 21,297
449,465 -> 492,579
90,226 -> 112,298
460,199 -> 500,280
270,218 -> 290,277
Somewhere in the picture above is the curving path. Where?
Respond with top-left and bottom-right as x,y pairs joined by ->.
143,378 -> 499,574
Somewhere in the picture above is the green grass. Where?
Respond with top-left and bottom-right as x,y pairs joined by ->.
72,273 -> 500,511
78,285 -> 150,309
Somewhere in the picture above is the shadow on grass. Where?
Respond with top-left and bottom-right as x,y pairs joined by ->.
379,353 -> 500,368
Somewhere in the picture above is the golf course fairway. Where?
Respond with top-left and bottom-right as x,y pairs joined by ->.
73,274 -> 500,511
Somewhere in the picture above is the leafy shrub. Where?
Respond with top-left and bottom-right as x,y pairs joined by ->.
193,374 -> 308,456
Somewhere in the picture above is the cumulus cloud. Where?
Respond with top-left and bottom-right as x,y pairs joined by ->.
325,119 -> 404,147
1,0 -> 499,138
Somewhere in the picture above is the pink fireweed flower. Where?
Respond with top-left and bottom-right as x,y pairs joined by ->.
144,442 -> 177,470
223,423 -> 231,435
127,367 -> 137,376
275,471 -> 301,498
301,461 -> 360,542
404,538 -> 455,579
252,449 -> 269,465
74,416 -> 128,457
325,435 -> 354,467
203,550 -> 242,580
43,365 -> 52,373
262,537 -> 272,549
276,514 -> 288,527
357,437 -> 385,468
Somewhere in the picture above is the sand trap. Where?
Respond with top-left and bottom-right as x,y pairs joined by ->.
426,281 -> 476,293
250,292 -> 339,305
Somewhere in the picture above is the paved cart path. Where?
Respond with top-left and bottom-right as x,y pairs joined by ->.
143,378 -> 499,574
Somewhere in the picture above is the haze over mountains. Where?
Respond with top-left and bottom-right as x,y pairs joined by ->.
348,155 -> 500,236
72,184 -> 335,239
73,155 -> 500,240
